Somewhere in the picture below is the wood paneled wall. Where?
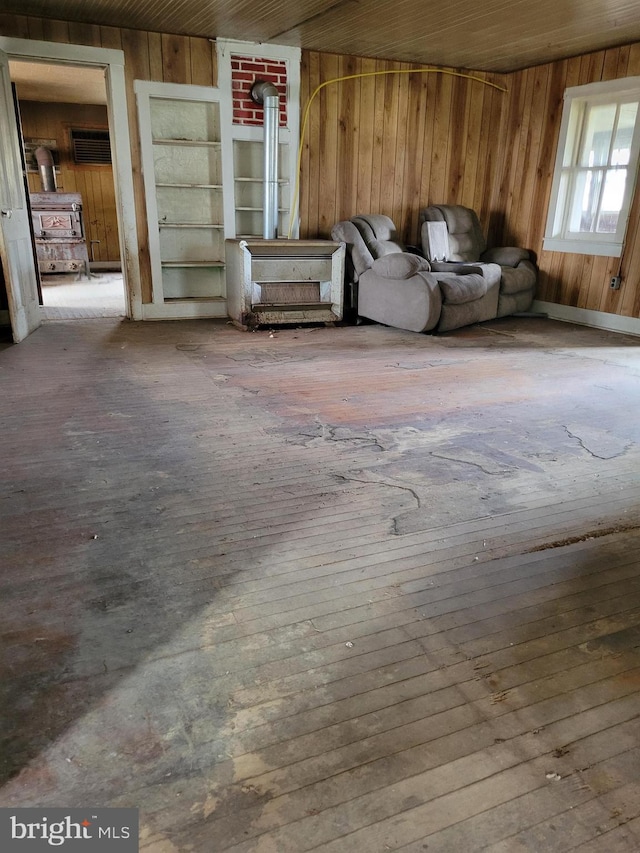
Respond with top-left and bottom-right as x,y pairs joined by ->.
299,46 -> 640,319
19,101 -> 120,263
494,45 -> 640,318
2,12 -> 640,318
298,52 -> 508,248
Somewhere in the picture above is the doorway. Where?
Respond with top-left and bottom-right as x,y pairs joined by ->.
10,58 -> 126,320
0,37 -> 142,341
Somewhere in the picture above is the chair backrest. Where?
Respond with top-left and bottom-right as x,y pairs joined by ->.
420,205 -> 486,262
351,214 -> 406,258
330,220 -> 375,283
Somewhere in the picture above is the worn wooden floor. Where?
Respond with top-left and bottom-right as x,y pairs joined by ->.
1,316 -> 640,852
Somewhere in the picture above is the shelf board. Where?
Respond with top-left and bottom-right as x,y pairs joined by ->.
156,183 -> 223,189
153,138 -> 221,147
234,177 -> 290,184
236,207 -> 290,212
161,261 -> 225,268
159,223 -> 225,229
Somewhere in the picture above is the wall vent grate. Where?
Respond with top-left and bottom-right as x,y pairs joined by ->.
71,129 -> 112,165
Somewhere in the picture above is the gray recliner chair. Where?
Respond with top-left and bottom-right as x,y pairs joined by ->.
420,205 -> 537,317
331,217 -> 442,332
331,214 -> 502,333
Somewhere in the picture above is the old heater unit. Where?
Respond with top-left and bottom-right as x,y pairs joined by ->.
30,191 -> 91,279
226,238 -> 345,328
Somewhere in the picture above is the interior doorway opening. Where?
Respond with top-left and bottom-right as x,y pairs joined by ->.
38,271 -> 125,319
9,58 -> 126,320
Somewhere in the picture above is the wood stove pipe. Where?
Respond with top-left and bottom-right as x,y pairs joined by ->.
34,146 -> 57,193
250,80 -> 279,239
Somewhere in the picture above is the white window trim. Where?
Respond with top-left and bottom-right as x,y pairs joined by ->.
544,75 -> 640,258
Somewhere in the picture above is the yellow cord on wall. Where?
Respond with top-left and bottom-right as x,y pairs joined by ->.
287,67 -> 508,238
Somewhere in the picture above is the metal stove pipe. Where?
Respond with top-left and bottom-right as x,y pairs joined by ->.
34,146 -> 57,193
250,80 -> 279,239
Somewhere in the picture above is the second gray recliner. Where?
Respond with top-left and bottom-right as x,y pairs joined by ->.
420,205 -> 537,317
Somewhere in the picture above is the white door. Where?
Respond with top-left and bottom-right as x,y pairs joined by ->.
0,47 -> 40,342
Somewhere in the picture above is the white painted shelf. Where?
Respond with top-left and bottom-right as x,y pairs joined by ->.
158,223 -> 225,229
155,183 -> 224,189
153,138 -> 221,147
161,261 -> 225,267
234,177 -> 289,183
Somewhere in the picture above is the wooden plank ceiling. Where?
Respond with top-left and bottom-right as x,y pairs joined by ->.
3,0 -> 640,72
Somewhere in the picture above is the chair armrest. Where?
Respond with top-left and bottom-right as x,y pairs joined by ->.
371,253 -> 432,278
482,247 -> 530,267
429,261 -> 483,275
358,268 -> 441,332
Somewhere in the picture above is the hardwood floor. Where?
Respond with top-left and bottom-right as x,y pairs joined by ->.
1,316 -> 639,851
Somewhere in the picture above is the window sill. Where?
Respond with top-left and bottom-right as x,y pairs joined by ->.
542,237 -> 623,257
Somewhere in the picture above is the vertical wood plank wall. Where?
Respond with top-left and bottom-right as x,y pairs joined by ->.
19,101 -> 120,263
495,45 -> 640,318
298,51 -> 508,250
1,12 -> 640,319
300,46 -> 640,319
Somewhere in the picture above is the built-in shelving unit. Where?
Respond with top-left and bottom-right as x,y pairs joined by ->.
136,81 -> 235,318
232,138 -> 291,238
136,43 -> 301,320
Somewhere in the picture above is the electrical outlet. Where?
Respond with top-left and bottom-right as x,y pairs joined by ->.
610,275 -> 621,290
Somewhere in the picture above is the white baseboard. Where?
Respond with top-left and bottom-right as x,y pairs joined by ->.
532,300 -> 640,338
90,261 -> 122,272
141,299 -> 228,320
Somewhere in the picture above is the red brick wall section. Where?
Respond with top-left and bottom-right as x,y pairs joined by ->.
231,55 -> 288,127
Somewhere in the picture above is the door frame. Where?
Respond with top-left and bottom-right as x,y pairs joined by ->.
0,47 -> 41,340
0,37 -> 142,320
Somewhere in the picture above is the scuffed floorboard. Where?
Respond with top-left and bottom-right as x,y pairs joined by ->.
1,316 -> 640,851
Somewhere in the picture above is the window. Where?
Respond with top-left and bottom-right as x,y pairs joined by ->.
70,128 -> 112,165
544,77 -> 640,257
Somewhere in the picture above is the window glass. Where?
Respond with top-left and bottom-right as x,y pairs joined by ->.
612,102 -> 637,163
579,104 -> 615,167
568,169 -> 602,233
597,169 -> 626,232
